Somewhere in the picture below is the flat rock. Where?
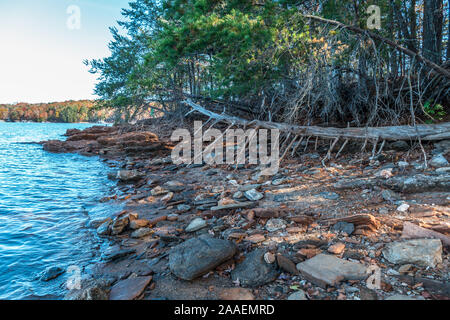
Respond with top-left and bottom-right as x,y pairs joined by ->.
169,236 -> 237,280
382,239 -> 442,268
385,294 -> 425,300
296,254 -> 367,288
245,234 -> 265,244
163,180 -> 185,192
185,218 -> 208,232
210,202 -> 255,211
219,288 -> 255,300
151,186 -> 169,196
231,249 -> 280,287
102,247 -> 136,262
401,222 -> 450,247
244,189 -> 264,201
109,276 -> 152,300
177,204 -> 191,212
117,170 -> 144,182
318,192 -> 340,200
131,228 -> 153,238
331,222 -> 354,235
129,219 -> 149,230
287,290 -> 307,300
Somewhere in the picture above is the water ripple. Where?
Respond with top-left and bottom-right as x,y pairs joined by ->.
0,123 -> 120,300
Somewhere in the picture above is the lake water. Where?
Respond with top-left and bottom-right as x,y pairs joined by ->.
0,122 -> 119,300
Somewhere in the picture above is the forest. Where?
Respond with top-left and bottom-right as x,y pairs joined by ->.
0,100 -> 110,123
86,0 -> 450,128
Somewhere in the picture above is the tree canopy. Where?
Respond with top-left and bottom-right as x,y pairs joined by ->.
86,0 -> 450,126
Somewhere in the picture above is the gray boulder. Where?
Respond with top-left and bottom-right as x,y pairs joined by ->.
231,249 -> 279,287
169,236 -> 237,280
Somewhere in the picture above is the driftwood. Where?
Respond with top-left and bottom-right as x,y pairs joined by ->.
184,99 -> 450,141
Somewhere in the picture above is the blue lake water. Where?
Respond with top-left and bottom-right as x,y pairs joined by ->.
0,122 -> 118,300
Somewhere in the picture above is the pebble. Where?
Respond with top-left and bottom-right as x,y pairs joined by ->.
265,218 -> 287,232
151,186 -> 169,196
244,189 -> 264,201
287,290 -> 308,300
129,219 -> 149,230
264,252 -> 276,264
430,154 -> 449,168
177,204 -> 191,212
396,203 -> 410,212
219,288 -> 255,300
185,218 -> 208,232
331,222 -> 354,235
328,243 -> 346,255
319,192 -> 340,200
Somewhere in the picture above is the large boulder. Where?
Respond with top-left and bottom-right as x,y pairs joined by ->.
231,249 -> 279,287
169,236 -> 237,280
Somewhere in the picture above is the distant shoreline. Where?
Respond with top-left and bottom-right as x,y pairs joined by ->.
0,120 -> 113,124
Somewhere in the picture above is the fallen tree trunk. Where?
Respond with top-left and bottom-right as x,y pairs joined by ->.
183,100 -> 450,141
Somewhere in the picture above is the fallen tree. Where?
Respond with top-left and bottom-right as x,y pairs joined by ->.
184,99 -> 450,141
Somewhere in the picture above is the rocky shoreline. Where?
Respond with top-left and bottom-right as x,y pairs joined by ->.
40,119 -> 449,300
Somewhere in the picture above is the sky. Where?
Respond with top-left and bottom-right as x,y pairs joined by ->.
0,0 -> 131,104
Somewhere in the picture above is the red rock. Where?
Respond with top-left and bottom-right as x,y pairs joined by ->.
298,248 -> 322,259
129,219 -> 150,230
148,215 -> 167,226
245,234 -> 265,243
328,243 -> 346,255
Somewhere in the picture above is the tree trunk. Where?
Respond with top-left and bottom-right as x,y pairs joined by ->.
447,2 -> 450,60
423,0 -> 444,64
184,99 -> 450,141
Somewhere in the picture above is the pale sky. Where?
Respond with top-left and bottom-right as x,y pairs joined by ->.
0,0 -> 131,104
